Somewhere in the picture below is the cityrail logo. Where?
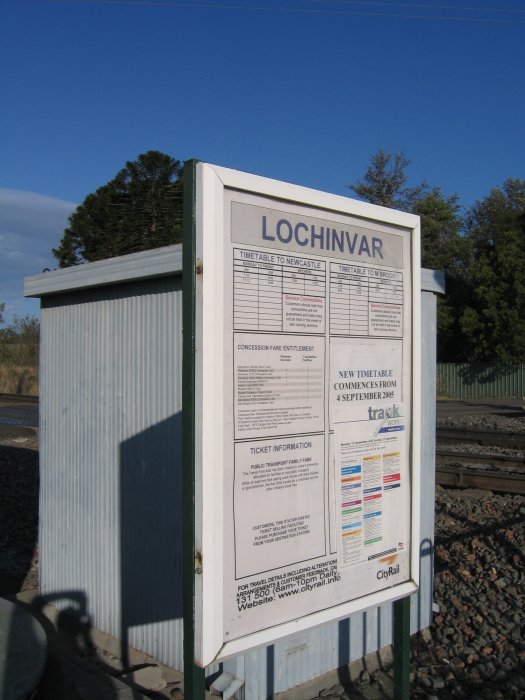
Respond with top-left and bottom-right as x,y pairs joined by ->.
377,554 -> 400,581
379,554 -> 398,566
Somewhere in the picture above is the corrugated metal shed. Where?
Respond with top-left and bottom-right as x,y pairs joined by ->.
25,251 -> 444,698
26,246 -> 185,669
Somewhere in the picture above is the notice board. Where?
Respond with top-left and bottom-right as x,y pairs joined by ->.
187,163 -> 421,665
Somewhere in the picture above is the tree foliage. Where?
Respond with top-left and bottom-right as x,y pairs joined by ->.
351,150 -> 525,362
348,149 -> 427,211
53,151 -> 183,267
458,180 -> 525,362
0,315 -> 40,361
411,189 -> 472,362
350,153 -> 525,361
350,156 -> 525,362
0,314 -> 40,394
348,150 -> 467,271
465,179 -> 525,253
412,189 -> 467,272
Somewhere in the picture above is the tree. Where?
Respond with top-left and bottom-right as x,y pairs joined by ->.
53,151 -> 183,267
0,314 -> 40,394
411,188 -> 469,272
349,152 -> 468,268
457,232 -> 525,362
348,149 -> 427,211
466,178 -> 525,253
349,150 -> 471,362
458,180 -> 525,362
0,302 -> 4,326
348,152 -> 468,267
0,314 -> 40,359
411,189 -> 472,361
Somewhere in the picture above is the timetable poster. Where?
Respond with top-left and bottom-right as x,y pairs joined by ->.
221,196 -> 414,640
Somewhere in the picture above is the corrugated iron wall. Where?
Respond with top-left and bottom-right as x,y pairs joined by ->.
40,275 -> 185,669
438,363 -> 525,399
39,273 -> 438,697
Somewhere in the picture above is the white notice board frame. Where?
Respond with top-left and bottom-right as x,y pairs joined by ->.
192,162 -> 421,666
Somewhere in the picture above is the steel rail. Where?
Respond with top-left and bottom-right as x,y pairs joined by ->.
436,449 -> 525,471
436,464 -> 525,495
0,393 -> 39,405
437,427 -> 525,450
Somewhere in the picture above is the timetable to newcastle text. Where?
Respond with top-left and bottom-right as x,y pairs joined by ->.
233,248 -> 403,338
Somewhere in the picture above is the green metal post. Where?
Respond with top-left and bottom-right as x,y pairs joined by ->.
182,159 -> 206,700
393,596 -> 411,700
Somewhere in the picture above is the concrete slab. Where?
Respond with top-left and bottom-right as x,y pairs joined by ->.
14,591 -> 183,700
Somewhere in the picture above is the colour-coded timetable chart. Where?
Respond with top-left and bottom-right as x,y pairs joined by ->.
337,443 -> 402,568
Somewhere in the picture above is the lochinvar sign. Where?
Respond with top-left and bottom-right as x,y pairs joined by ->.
184,162 -> 421,666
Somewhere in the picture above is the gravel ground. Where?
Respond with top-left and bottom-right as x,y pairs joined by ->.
438,412 -> 525,434
412,485 -> 525,699
0,426 -> 39,596
1,415 -> 524,699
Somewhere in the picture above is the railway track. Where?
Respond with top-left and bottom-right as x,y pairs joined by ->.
436,463 -> 525,494
436,428 -> 525,494
436,426 -> 525,450
436,448 -> 525,470
0,393 -> 39,406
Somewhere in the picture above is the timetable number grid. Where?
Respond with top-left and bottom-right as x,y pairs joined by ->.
233,250 -> 326,332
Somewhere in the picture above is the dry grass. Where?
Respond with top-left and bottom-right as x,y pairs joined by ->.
0,364 -> 39,396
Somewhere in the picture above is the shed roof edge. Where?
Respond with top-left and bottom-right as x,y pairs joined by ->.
421,268 -> 445,295
24,244 -> 183,297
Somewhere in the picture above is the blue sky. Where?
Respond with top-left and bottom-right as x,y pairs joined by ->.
1,0 -> 524,319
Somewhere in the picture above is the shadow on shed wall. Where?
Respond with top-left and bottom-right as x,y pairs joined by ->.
119,412 -> 183,670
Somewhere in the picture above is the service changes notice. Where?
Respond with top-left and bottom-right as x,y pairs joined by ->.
221,195 -> 414,643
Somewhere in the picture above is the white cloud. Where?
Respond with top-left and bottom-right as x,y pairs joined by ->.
0,189 -> 77,322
